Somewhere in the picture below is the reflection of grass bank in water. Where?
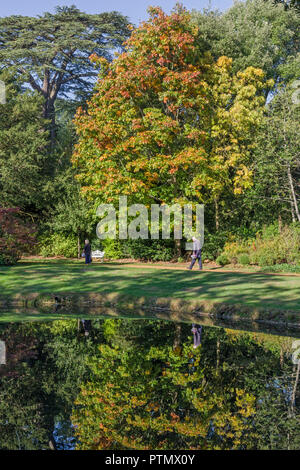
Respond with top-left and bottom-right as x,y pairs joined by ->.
0,291 -> 300,334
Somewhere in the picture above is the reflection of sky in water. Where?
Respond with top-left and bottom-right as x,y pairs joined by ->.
53,421 -> 77,450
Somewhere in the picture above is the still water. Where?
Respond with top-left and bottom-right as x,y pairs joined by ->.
0,312 -> 299,450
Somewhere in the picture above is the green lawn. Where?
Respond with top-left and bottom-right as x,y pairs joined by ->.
0,259 -> 300,312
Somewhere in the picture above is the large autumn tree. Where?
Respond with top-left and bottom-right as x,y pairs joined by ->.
73,6 -> 272,222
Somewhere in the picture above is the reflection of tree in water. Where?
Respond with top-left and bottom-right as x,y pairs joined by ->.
0,320 -> 100,450
0,319 -> 299,450
72,320 -> 300,450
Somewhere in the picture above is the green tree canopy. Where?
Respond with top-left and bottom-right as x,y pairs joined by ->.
0,5 -> 131,145
192,0 -> 299,88
0,72 -> 50,214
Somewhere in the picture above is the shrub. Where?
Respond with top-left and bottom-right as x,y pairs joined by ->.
90,238 -> 103,251
260,264 -> 300,273
98,238 -> 123,259
261,223 -> 280,240
91,238 -> 175,261
122,239 -> 174,261
238,253 -> 251,265
252,226 -> 299,266
201,231 -> 229,261
0,207 -> 36,265
222,240 -> 251,263
257,254 -> 275,267
0,252 -> 18,265
216,254 -> 230,266
38,233 -> 77,258
219,224 -> 300,267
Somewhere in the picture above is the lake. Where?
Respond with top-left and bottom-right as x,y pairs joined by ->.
0,309 -> 299,450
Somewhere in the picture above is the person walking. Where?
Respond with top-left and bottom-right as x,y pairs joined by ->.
188,236 -> 202,270
83,239 -> 92,265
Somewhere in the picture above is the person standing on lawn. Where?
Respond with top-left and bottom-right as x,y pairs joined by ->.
188,236 -> 202,270
83,239 -> 92,265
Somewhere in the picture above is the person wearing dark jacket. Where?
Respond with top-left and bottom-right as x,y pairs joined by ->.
83,239 -> 92,264
188,236 -> 202,270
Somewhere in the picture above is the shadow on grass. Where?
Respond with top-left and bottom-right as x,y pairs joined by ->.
1,260 -> 300,312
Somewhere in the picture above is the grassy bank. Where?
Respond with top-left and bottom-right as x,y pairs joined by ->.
0,259 -> 299,315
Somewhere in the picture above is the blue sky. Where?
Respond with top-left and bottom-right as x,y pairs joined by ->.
0,1 -> 235,25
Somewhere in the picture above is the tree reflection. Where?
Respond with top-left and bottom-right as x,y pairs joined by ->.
72,320 -> 300,450
0,318 -> 299,450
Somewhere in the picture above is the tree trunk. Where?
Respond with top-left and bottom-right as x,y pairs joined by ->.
291,360 -> 300,415
290,197 -> 296,223
287,164 -> 300,222
214,197 -> 220,231
77,231 -> 81,259
278,215 -> 282,233
174,239 -> 182,259
43,98 -> 56,151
